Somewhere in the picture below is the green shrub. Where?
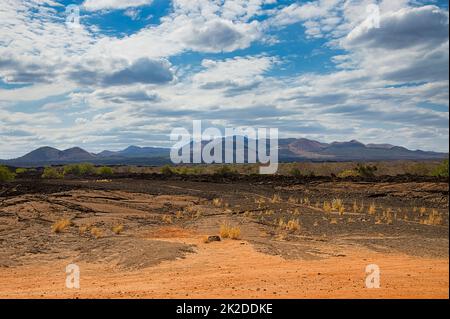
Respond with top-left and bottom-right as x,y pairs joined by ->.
432,159 -> 449,178
338,169 -> 358,178
97,166 -> 113,175
15,168 -> 28,174
0,166 -> 15,182
355,164 -> 378,178
290,168 -> 302,177
63,163 -> 96,176
161,165 -> 175,175
176,167 -> 189,175
79,163 -> 95,175
42,167 -> 64,179
63,164 -> 81,175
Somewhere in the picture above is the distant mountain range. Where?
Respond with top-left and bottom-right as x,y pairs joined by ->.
0,145 -> 170,166
0,138 -> 447,167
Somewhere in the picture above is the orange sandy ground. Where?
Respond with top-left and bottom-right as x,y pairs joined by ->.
0,235 -> 448,299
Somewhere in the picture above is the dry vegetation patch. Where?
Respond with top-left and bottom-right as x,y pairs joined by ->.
51,219 -> 72,233
220,222 -> 241,240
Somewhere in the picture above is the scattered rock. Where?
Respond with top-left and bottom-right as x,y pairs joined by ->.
205,235 -> 221,243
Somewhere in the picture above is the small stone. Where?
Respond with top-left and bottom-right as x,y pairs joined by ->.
206,235 -> 221,243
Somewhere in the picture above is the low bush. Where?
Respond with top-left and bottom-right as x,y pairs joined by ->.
0,166 -> 15,182
63,163 -> 96,176
97,166 -> 113,175
337,169 -> 358,178
432,159 -> 449,178
15,168 -> 28,174
290,168 -> 302,177
42,167 -> 64,179
355,164 -> 378,178
161,165 -> 175,175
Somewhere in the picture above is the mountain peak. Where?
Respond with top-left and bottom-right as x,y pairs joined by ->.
59,147 -> 95,161
63,146 -> 88,153
13,146 -> 61,162
330,140 -> 365,147
124,145 -> 142,151
32,146 -> 60,153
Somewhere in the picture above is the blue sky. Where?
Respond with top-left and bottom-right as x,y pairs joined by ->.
0,0 -> 449,158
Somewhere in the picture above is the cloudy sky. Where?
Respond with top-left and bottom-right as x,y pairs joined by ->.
0,0 -> 448,158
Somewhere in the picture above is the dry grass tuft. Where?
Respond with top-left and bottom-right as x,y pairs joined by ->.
184,205 -> 196,214
161,215 -> 173,224
52,219 -> 72,233
78,224 -> 90,235
112,224 -> 124,235
383,208 -> 394,225
264,209 -> 274,216
421,209 -> 444,226
271,194 -> 282,203
255,197 -> 266,206
419,207 -> 427,216
358,202 -> 365,213
212,198 -> 223,207
332,198 -> 344,213
220,222 -> 241,239
229,227 -> 241,240
278,218 -> 301,232
243,210 -> 252,218
352,201 -> 359,214
323,201 -> 332,213
90,227 -> 104,239
286,219 -> 301,231
368,202 -> 376,215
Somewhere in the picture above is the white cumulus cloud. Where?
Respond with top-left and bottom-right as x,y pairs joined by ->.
83,0 -> 153,11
